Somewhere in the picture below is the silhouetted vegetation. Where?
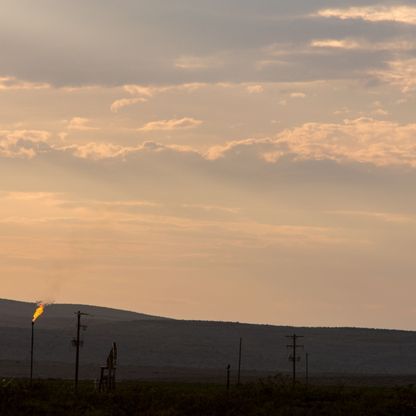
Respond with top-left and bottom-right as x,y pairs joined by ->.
2,376 -> 416,415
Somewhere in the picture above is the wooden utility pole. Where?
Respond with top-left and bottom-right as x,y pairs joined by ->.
237,337 -> 242,385
286,334 -> 304,387
73,311 -> 88,392
226,364 -> 231,392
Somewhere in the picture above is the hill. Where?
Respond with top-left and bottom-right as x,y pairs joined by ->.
1,299 -> 416,380
0,298 -> 167,329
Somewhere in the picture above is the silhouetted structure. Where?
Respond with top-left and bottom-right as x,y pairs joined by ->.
99,343 -> 118,392
30,321 -> 34,384
226,364 -> 231,392
72,311 -> 88,392
30,303 -> 45,384
237,337 -> 243,385
286,334 -> 304,386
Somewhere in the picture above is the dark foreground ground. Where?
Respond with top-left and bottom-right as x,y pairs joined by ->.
2,377 -> 416,416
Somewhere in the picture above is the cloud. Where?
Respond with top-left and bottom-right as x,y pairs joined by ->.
123,83 -> 208,97
246,85 -> 264,94
138,117 -> 203,132
290,92 -> 306,99
67,117 -> 99,131
66,142 -> 134,160
205,137 -> 273,161
311,39 -> 361,50
0,189 -> 348,248
0,130 -> 50,158
64,140 -> 197,160
317,6 -> 416,25
110,85 -> 155,112
206,118 -> 416,168
110,97 -> 147,113
2,1 -> 416,88
181,203 -> 240,215
276,118 -> 416,167
329,210 -> 415,225
174,55 -> 223,70
4,192 -> 61,202
123,85 -> 156,97
0,76 -> 50,91
111,83 -> 208,111
371,59 -> 416,93
0,188 -> 351,253
311,38 -> 416,52
372,108 -> 389,117
0,130 -> 50,142
4,118 -> 416,169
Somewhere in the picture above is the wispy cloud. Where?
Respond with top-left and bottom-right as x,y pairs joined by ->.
64,140 -> 197,160
0,192 -> 348,248
3,192 -> 61,202
124,83 -> 207,97
371,59 -> 416,93
181,203 -> 240,215
246,85 -> 264,94
110,97 -> 147,113
311,38 -> 416,51
317,6 -> 416,25
311,39 -> 361,50
0,130 -> 50,142
207,118 -> 416,168
110,83 -> 207,111
0,76 -> 50,91
67,142 -> 134,160
138,117 -> 203,132
67,117 -> 99,131
0,130 -> 50,159
174,55 -> 223,70
4,118 -> 416,169
290,92 -> 306,99
329,210 -> 415,224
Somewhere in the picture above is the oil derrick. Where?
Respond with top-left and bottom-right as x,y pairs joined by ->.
99,342 -> 118,392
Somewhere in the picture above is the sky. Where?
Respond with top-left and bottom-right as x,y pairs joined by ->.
1,1 -> 416,329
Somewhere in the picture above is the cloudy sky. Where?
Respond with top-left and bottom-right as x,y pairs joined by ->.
1,1 -> 416,329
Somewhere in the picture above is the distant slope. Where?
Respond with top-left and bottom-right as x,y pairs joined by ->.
0,298 -> 168,329
1,299 -> 416,378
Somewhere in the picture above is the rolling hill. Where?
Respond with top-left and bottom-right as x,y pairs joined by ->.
1,299 -> 416,380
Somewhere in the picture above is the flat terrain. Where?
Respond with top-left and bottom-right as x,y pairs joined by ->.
2,378 -> 416,416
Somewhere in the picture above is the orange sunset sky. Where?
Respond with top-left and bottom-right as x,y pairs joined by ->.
1,1 -> 416,329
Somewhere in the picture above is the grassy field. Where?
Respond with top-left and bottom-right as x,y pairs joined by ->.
1,376 -> 416,415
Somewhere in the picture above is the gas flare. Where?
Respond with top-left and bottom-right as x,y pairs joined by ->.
32,303 -> 45,322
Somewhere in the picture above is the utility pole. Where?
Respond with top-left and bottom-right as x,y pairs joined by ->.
73,311 -> 88,392
226,364 -> 231,392
305,352 -> 309,386
237,337 -> 242,385
30,321 -> 34,384
286,334 -> 304,387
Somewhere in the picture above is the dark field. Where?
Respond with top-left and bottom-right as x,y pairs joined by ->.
2,377 -> 416,416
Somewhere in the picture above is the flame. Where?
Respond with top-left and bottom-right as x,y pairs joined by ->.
32,303 -> 45,323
